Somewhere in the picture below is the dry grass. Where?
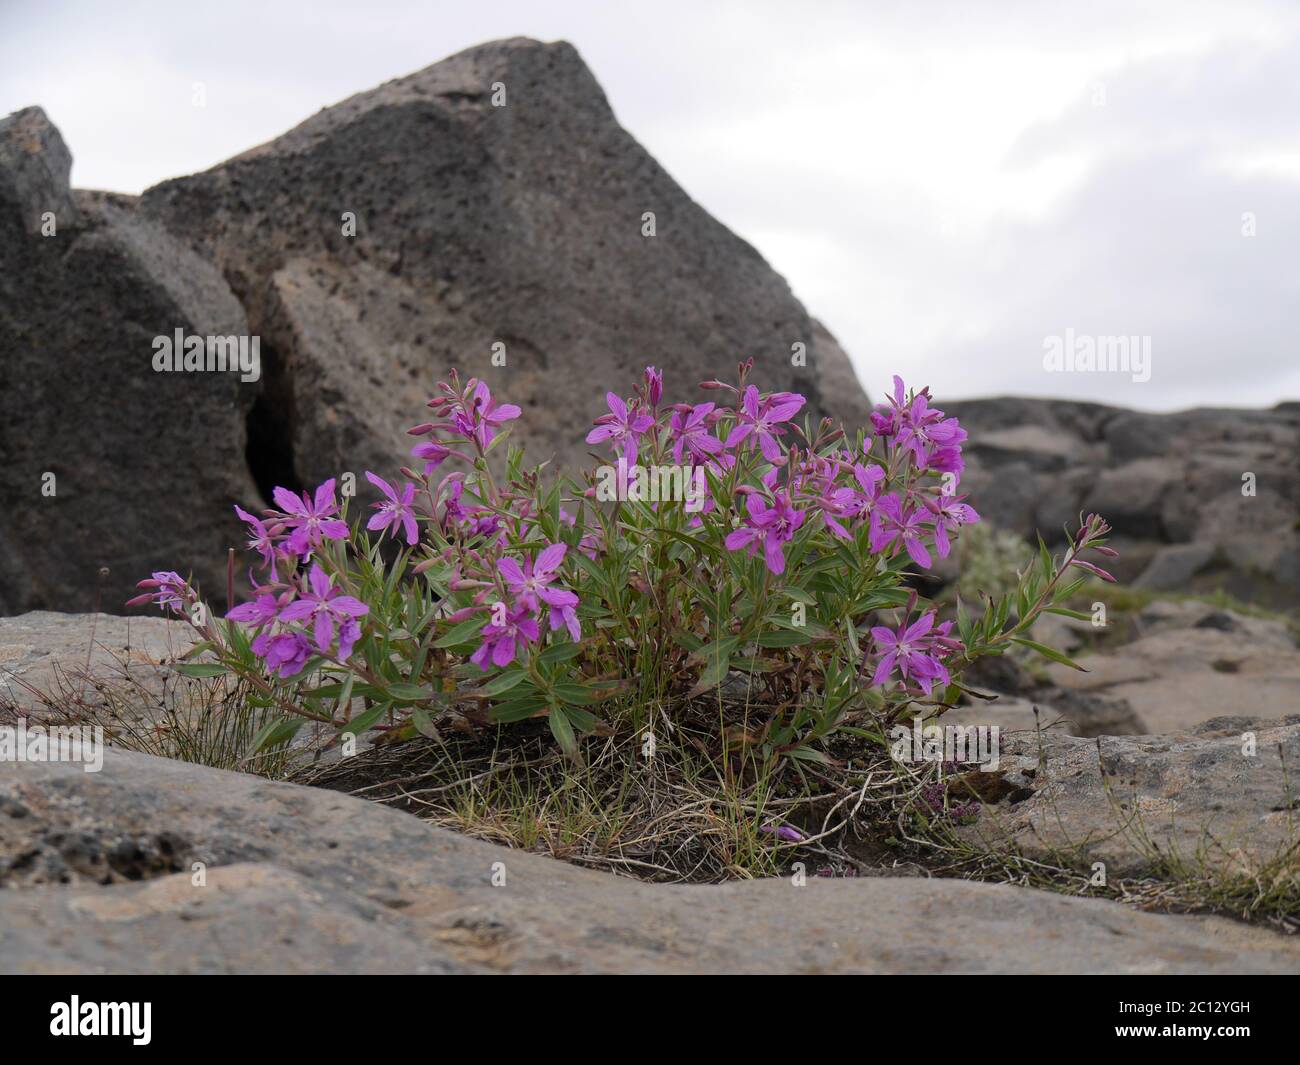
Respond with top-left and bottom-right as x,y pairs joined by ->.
0,653 -> 297,778
293,708 -> 936,883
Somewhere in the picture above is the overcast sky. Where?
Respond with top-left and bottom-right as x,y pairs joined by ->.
2,0 -> 1297,410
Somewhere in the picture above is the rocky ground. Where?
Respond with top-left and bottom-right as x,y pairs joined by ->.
3,744 -> 1298,975
1,601 -> 1297,974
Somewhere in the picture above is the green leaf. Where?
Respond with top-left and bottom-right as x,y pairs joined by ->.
564,706 -> 599,732
729,655 -> 783,673
1038,536 -> 1054,581
843,615 -> 861,658
691,635 -> 740,665
755,628 -> 812,648
490,696 -> 546,723
176,663 -> 227,678
249,716 -> 303,753
689,649 -> 732,696
410,705 -> 440,740
1045,606 -> 1093,622
385,682 -> 433,703
786,746 -> 831,765
478,669 -> 530,697
956,596 -> 974,645
537,641 -> 582,667
340,702 -> 390,735
433,615 -> 487,648
548,705 -> 578,756
569,549 -> 607,587
1011,637 -> 1088,671
552,682 -> 598,705
335,671 -> 355,716
1054,577 -> 1088,602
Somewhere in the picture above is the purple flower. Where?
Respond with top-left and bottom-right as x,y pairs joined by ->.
365,472 -> 419,546
549,598 -> 582,642
498,543 -> 571,613
869,493 -> 934,568
870,612 -> 950,696
410,440 -> 452,475
870,374 -> 911,437
874,376 -> 967,472
1069,558 -> 1117,583
670,402 -> 725,467
226,591 -> 281,627
823,462 -> 885,539
926,445 -> 965,481
578,528 -> 603,560
234,505 -> 277,568
454,381 -> 521,449
760,823 -> 807,843
273,479 -> 350,560
278,563 -> 369,658
645,365 -> 663,407
896,394 -> 966,471
925,493 -> 981,559
725,386 -> 805,463
724,490 -> 806,575
126,571 -> 192,615
255,631 -> 312,679
439,475 -> 468,526
470,605 -> 541,671
586,392 -> 655,467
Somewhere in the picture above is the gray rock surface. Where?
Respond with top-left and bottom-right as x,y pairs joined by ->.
958,716 -> 1300,879
138,37 -> 865,489
945,397 -> 1300,606
3,747 -> 1298,974
942,690 -> 1143,738
0,107 -> 260,616
1041,600 -> 1300,735
0,611 -> 196,714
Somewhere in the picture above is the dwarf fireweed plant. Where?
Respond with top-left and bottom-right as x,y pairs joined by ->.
132,366 -> 1118,760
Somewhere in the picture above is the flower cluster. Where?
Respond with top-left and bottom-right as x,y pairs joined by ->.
133,358 -> 1115,761
577,367 -> 979,694
869,608 -> 962,696
458,541 -> 582,671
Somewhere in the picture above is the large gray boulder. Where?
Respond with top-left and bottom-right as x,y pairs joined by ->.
1,39 -> 869,616
0,108 -> 260,616
139,37 -> 867,488
3,747 -> 1298,973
